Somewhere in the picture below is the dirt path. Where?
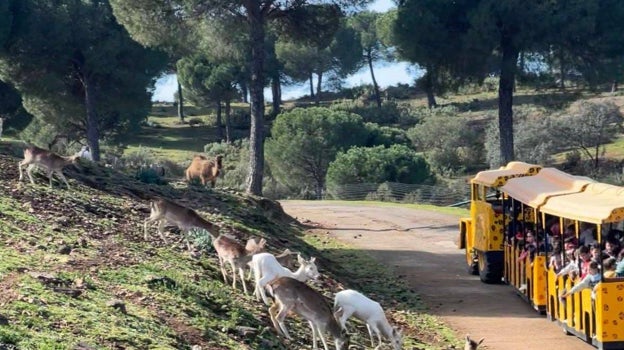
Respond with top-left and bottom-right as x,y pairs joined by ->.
280,200 -> 593,350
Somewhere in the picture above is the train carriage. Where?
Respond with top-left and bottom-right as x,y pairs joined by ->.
539,183 -> 624,349
459,162 -> 624,350
499,168 -> 594,312
458,162 -> 541,283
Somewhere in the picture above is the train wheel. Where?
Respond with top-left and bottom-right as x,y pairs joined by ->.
478,250 -> 503,284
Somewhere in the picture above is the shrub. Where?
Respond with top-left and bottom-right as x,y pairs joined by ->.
135,166 -> 166,185
266,107 -> 369,199
408,114 -> 484,175
187,117 -> 204,127
364,123 -> 411,148
326,144 -> 433,198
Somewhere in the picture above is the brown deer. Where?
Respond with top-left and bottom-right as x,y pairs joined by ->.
18,146 -> 80,188
465,335 -> 485,350
143,198 -> 266,293
143,197 -> 220,249
267,277 -> 348,350
185,154 -> 223,188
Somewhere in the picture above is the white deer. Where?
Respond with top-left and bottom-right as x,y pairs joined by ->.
464,335 -> 485,350
268,276 -> 349,350
143,198 -> 265,293
333,289 -> 403,350
251,252 -> 319,305
18,146 -> 80,188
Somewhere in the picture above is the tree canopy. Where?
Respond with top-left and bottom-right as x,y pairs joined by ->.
0,0 -> 166,159
111,0 -> 371,195
265,107 -> 369,198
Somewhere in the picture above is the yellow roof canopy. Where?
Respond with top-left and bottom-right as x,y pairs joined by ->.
501,168 -> 594,208
540,182 -> 624,224
472,161 -> 541,187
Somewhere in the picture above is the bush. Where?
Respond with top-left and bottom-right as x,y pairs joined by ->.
408,114 -> 484,175
326,144 -> 433,196
364,123 -> 411,148
229,110 -> 251,130
187,117 -> 204,127
135,166 -> 167,185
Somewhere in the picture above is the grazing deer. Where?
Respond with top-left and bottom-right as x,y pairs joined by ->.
268,277 -> 349,350
333,289 -> 402,350
143,198 -> 266,293
251,253 -> 319,305
212,233 -> 266,294
465,335 -> 485,350
143,197 -> 220,249
18,146 -> 80,189
246,247 -> 298,280
185,154 -> 223,188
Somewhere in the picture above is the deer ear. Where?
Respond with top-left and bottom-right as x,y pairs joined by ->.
465,335 -> 471,342
478,338 -> 485,345
310,256 -> 316,263
259,238 -> 267,246
297,254 -> 304,263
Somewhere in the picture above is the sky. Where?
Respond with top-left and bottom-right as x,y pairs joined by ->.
151,0 -> 420,102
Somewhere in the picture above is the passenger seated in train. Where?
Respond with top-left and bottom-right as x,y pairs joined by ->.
590,243 -> 604,267
560,261 -> 601,300
603,257 -> 617,278
603,238 -> 621,260
548,240 -> 564,272
616,251 -> 624,277
557,248 -> 580,279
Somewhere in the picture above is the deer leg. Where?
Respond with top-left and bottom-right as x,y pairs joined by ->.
275,303 -> 293,339
229,260 -> 238,290
308,321 -> 318,350
268,303 -> 284,337
315,324 -> 330,350
26,164 -> 36,185
366,323 -> 376,348
258,276 -> 273,305
370,322 -> 383,349
56,171 -> 70,189
157,220 -> 168,243
238,267 -> 248,294
18,160 -> 28,181
218,257 -> 228,284
210,179 -> 216,188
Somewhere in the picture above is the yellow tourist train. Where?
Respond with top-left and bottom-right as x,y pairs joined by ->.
458,162 -> 624,349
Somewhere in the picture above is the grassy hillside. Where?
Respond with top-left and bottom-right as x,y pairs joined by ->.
0,143 -> 459,349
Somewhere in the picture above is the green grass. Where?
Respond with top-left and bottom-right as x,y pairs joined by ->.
0,151 -> 464,349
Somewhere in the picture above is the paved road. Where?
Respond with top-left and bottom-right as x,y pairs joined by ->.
280,201 -> 593,350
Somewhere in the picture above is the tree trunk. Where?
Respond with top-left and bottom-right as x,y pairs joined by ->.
225,99 -> 232,144
612,80 -> 618,93
83,76 -> 100,162
177,79 -> 185,122
559,50 -> 565,90
309,73 -> 315,99
216,100 -> 223,141
245,2 -> 265,196
271,75 -> 281,116
498,38 -> 519,166
315,71 -> 323,105
240,80 -> 249,103
367,50 -> 382,108
424,69 -> 437,109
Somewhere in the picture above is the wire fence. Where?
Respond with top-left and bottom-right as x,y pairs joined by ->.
323,182 -> 471,207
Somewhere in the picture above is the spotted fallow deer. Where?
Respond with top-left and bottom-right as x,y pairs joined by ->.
18,146 -> 80,189
143,197 -> 266,293
267,277 -> 348,350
